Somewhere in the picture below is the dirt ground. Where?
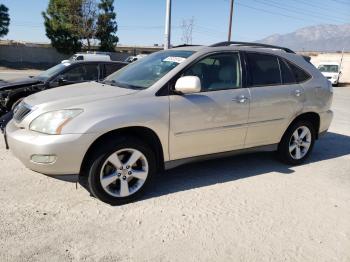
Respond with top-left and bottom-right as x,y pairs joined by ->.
0,80 -> 349,261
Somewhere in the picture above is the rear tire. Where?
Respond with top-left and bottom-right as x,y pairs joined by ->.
87,136 -> 156,205
278,120 -> 315,165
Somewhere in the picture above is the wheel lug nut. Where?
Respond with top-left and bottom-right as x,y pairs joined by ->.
122,176 -> 127,180
128,171 -> 132,175
126,165 -> 130,169
117,173 -> 121,177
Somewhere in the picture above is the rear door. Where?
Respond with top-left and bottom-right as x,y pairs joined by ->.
244,52 -> 306,148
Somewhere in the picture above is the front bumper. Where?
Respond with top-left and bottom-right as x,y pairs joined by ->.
328,78 -> 338,85
5,120 -> 97,175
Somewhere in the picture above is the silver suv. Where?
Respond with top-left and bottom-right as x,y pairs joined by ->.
5,42 -> 333,205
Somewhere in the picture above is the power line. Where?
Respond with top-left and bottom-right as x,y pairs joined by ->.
330,0 -> 350,5
292,0 -> 350,18
253,0 -> 349,24
236,2 -> 319,23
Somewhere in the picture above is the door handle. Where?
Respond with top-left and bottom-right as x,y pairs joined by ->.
233,95 -> 249,103
294,89 -> 302,97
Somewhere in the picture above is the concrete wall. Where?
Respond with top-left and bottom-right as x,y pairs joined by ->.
0,42 -> 149,68
302,52 -> 350,84
0,43 -> 69,67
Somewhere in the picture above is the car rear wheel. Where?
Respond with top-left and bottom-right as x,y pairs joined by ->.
87,136 -> 156,205
278,120 -> 315,165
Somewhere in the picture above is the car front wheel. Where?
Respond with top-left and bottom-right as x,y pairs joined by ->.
87,136 -> 156,205
278,121 -> 315,165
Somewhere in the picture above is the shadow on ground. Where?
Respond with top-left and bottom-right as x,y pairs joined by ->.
142,132 -> 350,200
77,132 -> 350,202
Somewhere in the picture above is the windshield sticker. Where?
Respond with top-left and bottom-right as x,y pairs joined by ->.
163,56 -> 186,64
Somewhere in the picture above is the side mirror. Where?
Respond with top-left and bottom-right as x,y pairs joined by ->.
175,76 -> 201,94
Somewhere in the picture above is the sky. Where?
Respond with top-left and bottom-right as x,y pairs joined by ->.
1,0 -> 350,46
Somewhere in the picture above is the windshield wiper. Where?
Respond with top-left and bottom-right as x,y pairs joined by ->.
102,79 -> 118,86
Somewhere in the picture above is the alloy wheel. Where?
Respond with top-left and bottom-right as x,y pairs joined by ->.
99,148 -> 149,197
289,126 -> 312,160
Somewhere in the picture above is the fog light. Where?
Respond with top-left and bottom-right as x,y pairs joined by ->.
31,155 -> 57,164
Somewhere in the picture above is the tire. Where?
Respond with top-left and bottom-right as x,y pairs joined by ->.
87,136 -> 157,205
278,120 -> 315,165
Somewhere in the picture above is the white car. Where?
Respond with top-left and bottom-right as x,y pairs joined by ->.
317,62 -> 342,86
61,53 -> 111,63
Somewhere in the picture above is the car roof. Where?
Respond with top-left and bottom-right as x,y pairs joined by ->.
69,60 -> 127,65
318,61 -> 340,65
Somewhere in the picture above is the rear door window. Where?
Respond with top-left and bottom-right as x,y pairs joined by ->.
246,53 -> 282,86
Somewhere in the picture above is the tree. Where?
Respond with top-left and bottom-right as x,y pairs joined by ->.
0,4 -> 10,38
42,0 -> 82,54
70,0 -> 98,50
96,0 -> 118,52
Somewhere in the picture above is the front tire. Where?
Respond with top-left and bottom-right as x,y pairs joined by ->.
278,120 -> 315,165
87,136 -> 156,205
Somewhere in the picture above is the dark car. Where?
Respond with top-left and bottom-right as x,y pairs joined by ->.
0,60 -> 127,117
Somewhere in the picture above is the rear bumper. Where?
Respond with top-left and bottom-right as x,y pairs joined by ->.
6,120 -> 97,175
319,110 -> 333,134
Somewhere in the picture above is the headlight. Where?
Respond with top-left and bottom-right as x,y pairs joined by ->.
30,109 -> 83,134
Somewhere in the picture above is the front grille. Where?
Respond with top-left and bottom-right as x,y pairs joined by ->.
13,102 -> 31,122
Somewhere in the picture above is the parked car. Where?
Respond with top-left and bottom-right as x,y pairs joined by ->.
0,60 -> 127,117
317,62 -> 342,86
4,42 -> 333,205
124,54 -> 148,63
61,52 -> 111,63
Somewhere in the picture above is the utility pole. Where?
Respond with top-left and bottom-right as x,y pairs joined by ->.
228,0 -> 234,41
164,0 -> 172,49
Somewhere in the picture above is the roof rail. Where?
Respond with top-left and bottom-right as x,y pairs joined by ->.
209,41 -> 295,54
172,44 -> 201,48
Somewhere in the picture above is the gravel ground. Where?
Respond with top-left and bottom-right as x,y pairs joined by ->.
0,81 -> 349,261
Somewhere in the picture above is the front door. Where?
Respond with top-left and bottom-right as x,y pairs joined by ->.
169,52 -> 250,160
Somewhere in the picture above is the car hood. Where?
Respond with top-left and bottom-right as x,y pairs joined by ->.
24,81 -> 139,108
0,77 -> 42,90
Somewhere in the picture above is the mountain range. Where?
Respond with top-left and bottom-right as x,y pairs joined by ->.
258,24 -> 350,52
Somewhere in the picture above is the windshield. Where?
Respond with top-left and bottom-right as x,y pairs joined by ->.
104,50 -> 194,89
36,63 -> 70,80
318,64 -> 339,73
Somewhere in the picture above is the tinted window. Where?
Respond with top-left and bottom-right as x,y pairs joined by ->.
105,63 -> 124,77
62,64 -> 99,82
287,61 -> 311,83
183,53 -> 241,91
246,53 -> 281,86
279,58 -> 296,84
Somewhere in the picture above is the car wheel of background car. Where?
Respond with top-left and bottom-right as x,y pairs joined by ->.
87,136 -> 156,205
11,98 -> 24,111
278,120 -> 315,165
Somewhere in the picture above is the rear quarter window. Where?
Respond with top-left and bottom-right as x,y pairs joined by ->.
286,60 -> 311,83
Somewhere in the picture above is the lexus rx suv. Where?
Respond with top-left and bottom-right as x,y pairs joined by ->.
4,42 -> 333,205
